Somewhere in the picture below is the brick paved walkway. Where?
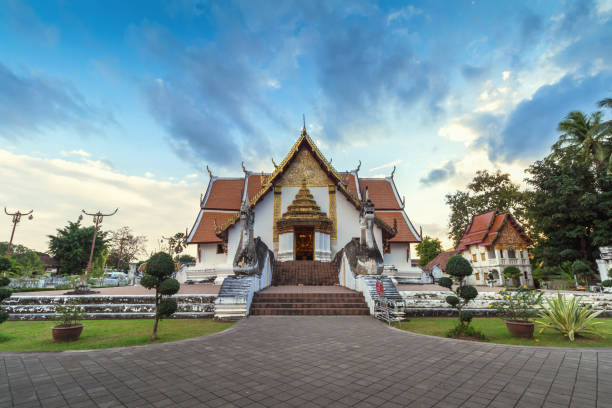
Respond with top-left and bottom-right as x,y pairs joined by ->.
2,317 -> 611,408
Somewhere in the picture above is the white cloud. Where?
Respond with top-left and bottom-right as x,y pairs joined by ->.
502,71 -> 511,81
0,149 -> 201,254
437,122 -> 479,144
266,79 -> 280,89
596,0 -> 612,20
369,160 -> 401,173
144,172 -> 155,178
387,5 -> 423,25
59,149 -> 91,158
186,173 -> 198,179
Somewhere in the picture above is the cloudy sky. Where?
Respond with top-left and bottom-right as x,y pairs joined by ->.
1,0 -> 611,253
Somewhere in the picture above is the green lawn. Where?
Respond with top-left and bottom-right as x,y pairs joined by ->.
394,317 -> 612,347
0,319 -> 234,352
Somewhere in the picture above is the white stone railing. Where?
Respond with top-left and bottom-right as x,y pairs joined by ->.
487,258 -> 530,267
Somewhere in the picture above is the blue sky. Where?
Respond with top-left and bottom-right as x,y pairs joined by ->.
1,0 -> 611,252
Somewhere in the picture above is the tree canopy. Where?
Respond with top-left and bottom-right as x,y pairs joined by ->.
415,236 -> 443,266
106,227 -> 147,272
48,221 -> 108,275
445,170 -> 527,246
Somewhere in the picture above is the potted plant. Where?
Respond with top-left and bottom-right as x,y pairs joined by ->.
492,286 -> 542,338
52,300 -> 85,342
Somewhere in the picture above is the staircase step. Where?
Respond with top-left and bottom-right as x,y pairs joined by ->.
251,302 -> 369,309
272,261 -> 339,286
250,308 -> 369,316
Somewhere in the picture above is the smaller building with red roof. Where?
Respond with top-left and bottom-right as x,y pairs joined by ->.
454,210 -> 534,287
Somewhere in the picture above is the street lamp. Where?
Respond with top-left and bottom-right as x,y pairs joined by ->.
4,208 -> 33,257
81,208 -> 118,285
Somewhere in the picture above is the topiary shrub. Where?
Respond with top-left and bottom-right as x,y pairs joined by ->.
0,276 -> 11,327
602,280 -> 612,288
503,266 -> 521,287
141,252 -> 180,341
437,255 -> 481,338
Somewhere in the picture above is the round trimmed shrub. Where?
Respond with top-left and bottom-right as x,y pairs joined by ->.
602,280 -> 612,288
0,310 -> 8,324
140,274 -> 157,290
0,276 -> 9,287
446,255 -> 473,278
158,299 -> 177,317
457,285 -> 478,301
445,295 -> 459,307
159,278 -> 180,296
503,266 -> 520,279
438,277 -> 453,289
145,252 -> 175,278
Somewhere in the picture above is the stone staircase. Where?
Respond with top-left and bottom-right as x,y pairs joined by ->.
272,261 -> 339,286
250,287 -> 369,316
4,295 -> 215,320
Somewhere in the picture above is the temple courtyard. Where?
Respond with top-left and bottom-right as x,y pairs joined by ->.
2,316 -> 611,408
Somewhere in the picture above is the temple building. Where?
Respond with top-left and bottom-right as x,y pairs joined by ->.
455,210 -> 534,287
185,127 -> 422,286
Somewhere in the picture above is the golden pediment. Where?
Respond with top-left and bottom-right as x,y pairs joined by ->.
496,222 -> 527,246
276,149 -> 334,187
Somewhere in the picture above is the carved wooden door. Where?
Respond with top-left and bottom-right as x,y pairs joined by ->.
294,227 -> 314,260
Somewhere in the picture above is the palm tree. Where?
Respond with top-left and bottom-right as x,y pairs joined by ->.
553,111 -> 606,166
597,98 -> 612,171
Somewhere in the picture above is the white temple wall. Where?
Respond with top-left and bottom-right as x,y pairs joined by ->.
384,243 -> 410,270
335,193 -> 361,254
253,191 -> 274,249
199,244 -> 227,268
226,226 -> 241,265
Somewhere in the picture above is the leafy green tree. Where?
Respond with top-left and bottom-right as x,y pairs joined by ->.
445,170 -> 527,246
437,255 -> 481,338
572,260 -> 595,287
525,156 -> 605,265
416,236 -> 443,266
0,276 -> 11,326
48,221 -> 108,276
0,243 -> 44,277
176,254 -> 196,264
141,252 -> 180,341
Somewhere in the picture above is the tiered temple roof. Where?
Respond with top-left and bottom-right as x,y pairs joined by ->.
188,130 -> 420,245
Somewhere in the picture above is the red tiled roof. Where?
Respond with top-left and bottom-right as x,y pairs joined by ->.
339,172 -> 359,197
247,174 -> 266,201
359,179 -> 401,210
456,210 -> 530,250
204,179 -> 244,210
375,211 -> 419,243
190,212 -> 237,243
424,250 -> 460,272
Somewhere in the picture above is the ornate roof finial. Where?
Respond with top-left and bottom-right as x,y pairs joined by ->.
329,158 -> 332,165
390,165 -> 396,179
206,165 -> 213,178
241,161 -> 248,174
354,160 -> 361,173
213,217 -> 220,233
301,114 -> 307,136
271,157 -> 278,169
401,195 -> 406,209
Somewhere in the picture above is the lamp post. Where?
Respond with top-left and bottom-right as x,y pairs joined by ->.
4,208 -> 33,257
80,208 -> 118,281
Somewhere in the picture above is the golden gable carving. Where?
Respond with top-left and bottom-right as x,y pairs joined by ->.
496,222 -> 527,246
276,149 -> 333,187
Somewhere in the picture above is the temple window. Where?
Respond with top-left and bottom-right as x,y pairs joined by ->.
472,254 -> 477,262
481,253 -> 486,261
475,272 -> 480,280
406,246 -> 410,262
216,243 -> 224,254
507,247 -> 516,258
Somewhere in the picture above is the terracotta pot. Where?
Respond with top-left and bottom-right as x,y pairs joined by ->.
505,320 -> 534,339
52,324 -> 84,342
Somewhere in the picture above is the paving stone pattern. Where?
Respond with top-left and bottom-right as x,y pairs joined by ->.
2,316 -> 612,408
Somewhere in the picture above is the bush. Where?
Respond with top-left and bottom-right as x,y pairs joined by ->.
503,266 -> 520,279
437,255 -> 478,336
536,294 -> 604,341
55,301 -> 84,327
0,278 -> 11,326
143,252 -> 180,341
602,280 -> 612,288
446,256 -> 472,278
446,323 -> 487,340
492,287 -> 542,322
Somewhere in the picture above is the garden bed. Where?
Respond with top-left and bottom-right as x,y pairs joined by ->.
0,319 -> 233,352
393,317 -> 612,347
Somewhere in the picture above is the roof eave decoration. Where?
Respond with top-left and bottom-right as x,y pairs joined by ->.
217,127 -> 362,236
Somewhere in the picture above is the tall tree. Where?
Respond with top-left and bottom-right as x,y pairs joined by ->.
0,242 -> 44,276
416,236 -> 443,266
106,227 -> 147,271
48,221 -> 108,275
445,170 -> 527,246
596,98 -> 612,171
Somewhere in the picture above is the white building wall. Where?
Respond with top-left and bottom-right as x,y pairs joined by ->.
199,244 -> 228,268
335,193 -> 361,254
384,243 -> 409,270
226,226 -> 241,267
253,191 -> 274,250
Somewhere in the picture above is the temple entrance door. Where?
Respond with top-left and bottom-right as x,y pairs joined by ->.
294,227 -> 314,261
